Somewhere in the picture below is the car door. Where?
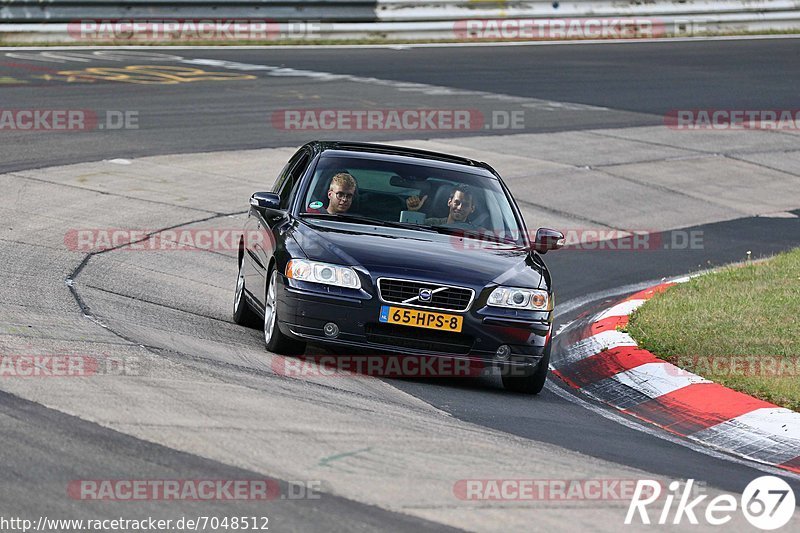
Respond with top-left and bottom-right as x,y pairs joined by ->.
242,148 -> 312,313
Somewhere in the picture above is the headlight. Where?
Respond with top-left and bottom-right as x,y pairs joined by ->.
285,259 -> 361,289
487,287 -> 551,311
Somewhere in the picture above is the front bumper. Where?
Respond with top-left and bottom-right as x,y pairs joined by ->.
276,274 -> 552,370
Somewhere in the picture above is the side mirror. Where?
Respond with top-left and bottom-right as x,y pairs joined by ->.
531,228 -> 565,254
250,192 -> 281,210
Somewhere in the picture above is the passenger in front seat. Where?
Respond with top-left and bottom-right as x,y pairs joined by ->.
405,185 -> 477,226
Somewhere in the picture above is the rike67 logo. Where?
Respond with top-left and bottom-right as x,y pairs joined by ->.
626,477 -> 796,530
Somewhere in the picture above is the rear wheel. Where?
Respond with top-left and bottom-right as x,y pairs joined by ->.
501,342 -> 551,394
263,269 -> 306,355
233,260 -> 259,327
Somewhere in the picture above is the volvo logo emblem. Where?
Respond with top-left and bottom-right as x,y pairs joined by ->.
418,288 -> 433,302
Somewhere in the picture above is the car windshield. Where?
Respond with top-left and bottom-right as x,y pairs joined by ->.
299,155 -> 524,244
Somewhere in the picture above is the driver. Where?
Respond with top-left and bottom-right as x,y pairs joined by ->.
405,185 -> 476,226
326,172 -> 357,214
307,172 -> 357,214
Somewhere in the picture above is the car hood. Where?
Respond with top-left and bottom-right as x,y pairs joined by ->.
290,219 -> 546,289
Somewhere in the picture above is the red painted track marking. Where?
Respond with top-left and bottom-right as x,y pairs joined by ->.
623,383 -> 774,436
554,346 -> 661,388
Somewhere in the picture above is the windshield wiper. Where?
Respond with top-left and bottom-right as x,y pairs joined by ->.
300,213 -> 438,232
428,224 -> 518,245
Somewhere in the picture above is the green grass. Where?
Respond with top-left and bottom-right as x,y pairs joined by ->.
626,248 -> 800,411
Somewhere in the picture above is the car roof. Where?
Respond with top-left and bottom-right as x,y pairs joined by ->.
307,141 -> 500,178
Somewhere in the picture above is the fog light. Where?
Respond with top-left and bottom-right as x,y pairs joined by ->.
324,322 -> 340,338
495,345 -> 511,360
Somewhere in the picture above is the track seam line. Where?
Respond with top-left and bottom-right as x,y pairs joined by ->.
722,153 -> 800,179
513,198 -> 619,229
83,284 -> 234,324
584,130 -> 720,155
5,171 -> 225,214
65,211 -> 240,331
592,166 -> 753,215
56,206 -> 460,421
134,345 -> 458,420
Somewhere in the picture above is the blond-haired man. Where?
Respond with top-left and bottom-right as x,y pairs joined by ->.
326,173 -> 357,214
306,172 -> 357,214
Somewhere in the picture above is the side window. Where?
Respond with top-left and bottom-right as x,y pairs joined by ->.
281,152 -> 310,209
272,149 -> 310,209
271,161 -> 292,194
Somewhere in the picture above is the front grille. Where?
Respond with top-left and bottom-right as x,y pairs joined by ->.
365,323 -> 474,354
378,278 -> 474,312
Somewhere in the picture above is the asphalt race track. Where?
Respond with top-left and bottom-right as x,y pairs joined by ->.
1,38 -> 799,531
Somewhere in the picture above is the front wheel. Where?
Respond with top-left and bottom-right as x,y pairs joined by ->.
233,260 -> 259,327
263,269 -> 306,355
501,342 -> 551,394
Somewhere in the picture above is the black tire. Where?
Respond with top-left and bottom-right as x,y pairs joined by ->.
233,260 -> 259,327
501,341 -> 551,394
263,269 -> 306,355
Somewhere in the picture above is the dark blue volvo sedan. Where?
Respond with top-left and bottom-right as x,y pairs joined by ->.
234,141 -> 564,393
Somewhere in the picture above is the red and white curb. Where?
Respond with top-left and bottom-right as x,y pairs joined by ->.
551,280 -> 800,475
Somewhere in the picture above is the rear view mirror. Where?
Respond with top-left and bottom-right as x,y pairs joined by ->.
532,228 -> 565,254
400,210 -> 426,224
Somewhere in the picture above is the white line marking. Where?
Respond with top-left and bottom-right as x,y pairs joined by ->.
179,57 -> 609,111
554,320 -> 574,336
758,211 -> 799,218
1,34 -> 799,51
554,278 -> 668,320
595,299 -> 646,320
691,408 -> 800,465
559,330 -> 638,365
612,362 -> 711,399
724,408 -> 800,441
555,271 -> 711,321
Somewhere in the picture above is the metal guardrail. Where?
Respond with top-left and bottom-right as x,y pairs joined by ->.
0,0 -> 379,23
0,0 -> 799,41
375,0 -> 800,21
